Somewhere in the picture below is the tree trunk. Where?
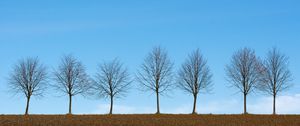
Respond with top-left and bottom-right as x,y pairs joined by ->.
192,94 -> 197,114
109,96 -> 113,114
273,94 -> 276,115
25,96 -> 30,115
69,94 -> 72,114
244,93 -> 247,114
156,90 -> 160,114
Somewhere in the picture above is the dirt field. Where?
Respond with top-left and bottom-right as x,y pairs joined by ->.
0,114 -> 299,126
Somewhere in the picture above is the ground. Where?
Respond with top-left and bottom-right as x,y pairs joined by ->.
0,114 -> 299,126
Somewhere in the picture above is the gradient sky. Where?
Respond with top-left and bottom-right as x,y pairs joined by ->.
0,0 -> 300,114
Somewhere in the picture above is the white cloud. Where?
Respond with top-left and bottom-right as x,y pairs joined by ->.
199,99 -> 241,114
90,94 -> 300,114
162,99 -> 241,114
249,94 -> 300,114
198,94 -> 300,114
162,104 -> 191,114
91,104 -> 155,114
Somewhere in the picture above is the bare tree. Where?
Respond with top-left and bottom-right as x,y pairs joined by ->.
136,46 -> 173,114
258,48 -> 292,115
93,59 -> 131,114
9,57 -> 47,115
177,49 -> 212,114
53,55 -> 91,114
226,48 -> 263,114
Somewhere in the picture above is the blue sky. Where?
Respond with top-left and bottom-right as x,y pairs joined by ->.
0,0 -> 300,114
